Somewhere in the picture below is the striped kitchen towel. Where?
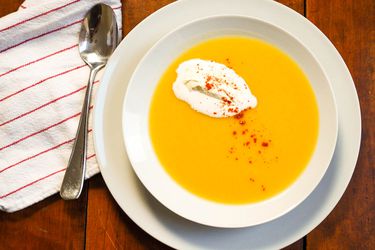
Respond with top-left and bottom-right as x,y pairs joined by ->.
0,0 -> 122,212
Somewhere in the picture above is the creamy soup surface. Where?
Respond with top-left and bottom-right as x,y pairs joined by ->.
149,36 -> 319,204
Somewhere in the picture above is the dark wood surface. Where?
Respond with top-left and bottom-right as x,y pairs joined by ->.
306,1 -> 375,249
0,0 -> 373,249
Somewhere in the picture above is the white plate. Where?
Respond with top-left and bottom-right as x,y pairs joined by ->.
93,0 -> 361,249
122,15 -> 338,228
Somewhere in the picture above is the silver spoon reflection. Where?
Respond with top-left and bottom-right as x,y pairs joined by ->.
60,4 -> 118,200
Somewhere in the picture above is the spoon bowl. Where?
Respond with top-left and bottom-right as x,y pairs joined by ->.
79,4 -> 118,68
60,4 -> 118,200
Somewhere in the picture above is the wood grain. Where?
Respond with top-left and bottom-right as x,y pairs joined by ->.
0,0 -> 24,15
278,0 -> 305,15
306,0 -> 375,249
122,0 -> 174,35
0,0 -> 373,249
0,186 -> 88,250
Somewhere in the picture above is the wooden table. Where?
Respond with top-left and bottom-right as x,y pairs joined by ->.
0,0 -> 373,249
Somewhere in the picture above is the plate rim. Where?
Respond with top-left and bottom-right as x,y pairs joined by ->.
121,14 -> 339,228
92,0 -> 361,249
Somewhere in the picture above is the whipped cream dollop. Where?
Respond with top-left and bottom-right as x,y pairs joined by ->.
172,59 -> 257,118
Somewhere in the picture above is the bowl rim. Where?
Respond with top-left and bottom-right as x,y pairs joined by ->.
122,14 -> 338,228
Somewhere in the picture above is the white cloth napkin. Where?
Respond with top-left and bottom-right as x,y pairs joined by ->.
0,0 -> 122,212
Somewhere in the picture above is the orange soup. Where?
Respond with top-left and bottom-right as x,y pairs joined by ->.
149,36 -> 319,204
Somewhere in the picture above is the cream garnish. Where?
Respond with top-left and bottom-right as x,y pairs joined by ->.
172,59 -> 257,117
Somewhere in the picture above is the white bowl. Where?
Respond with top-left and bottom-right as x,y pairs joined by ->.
122,15 -> 338,228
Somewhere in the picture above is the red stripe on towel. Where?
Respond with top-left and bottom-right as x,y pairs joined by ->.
0,80 -> 98,127
0,64 -> 86,103
0,106 -> 92,152
0,153 -> 96,199
0,169 -> 66,199
0,129 -> 92,173
0,19 -> 82,54
0,44 -> 78,78
0,0 -> 80,33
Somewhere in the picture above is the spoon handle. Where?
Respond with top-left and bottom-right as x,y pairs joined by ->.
60,66 -> 100,200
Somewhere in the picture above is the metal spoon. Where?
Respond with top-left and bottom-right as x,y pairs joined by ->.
60,4 -> 118,200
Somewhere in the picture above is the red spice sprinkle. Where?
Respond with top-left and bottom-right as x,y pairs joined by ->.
253,138 -> 257,143
205,76 -> 214,90
232,131 -> 237,135
245,141 -> 250,146
228,108 -> 239,114
235,157 -> 239,160
221,97 -> 232,105
234,112 -> 244,119
261,185 -> 266,191
249,178 -> 255,182
249,160 -> 252,164
213,112 -> 217,115
258,150 -> 261,154
205,83 -> 213,90
239,120 -> 246,125
262,142 -> 269,147
242,129 -> 248,135
250,134 -> 255,138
